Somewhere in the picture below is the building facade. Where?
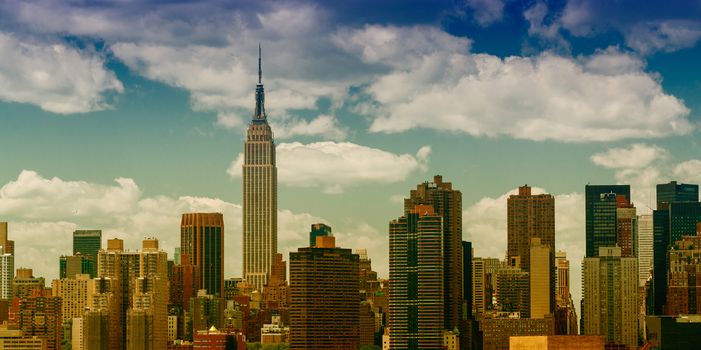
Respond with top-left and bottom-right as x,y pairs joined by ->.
585,185 -> 630,258
290,236 -> 359,350
73,230 -> 101,277
180,213 -> 224,297
582,246 -> 637,348
242,47 -> 278,293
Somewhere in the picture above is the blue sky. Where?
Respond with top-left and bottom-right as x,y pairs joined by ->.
1,0 -> 701,311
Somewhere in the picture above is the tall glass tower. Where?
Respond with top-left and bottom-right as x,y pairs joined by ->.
243,45 -> 278,292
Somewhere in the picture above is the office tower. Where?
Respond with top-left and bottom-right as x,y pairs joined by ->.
60,253 -> 95,279
0,222 -> 14,255
190,290 -> 225,334
131,238 -> 169,350
656,181 -> 698,210
585,185 -> 630,257
496,266 -> 530,317
73,230 -> 101,277
9,293 -> 62,350
507,185 -> 555,272
83,309 -> 109,350
181,213 -> 224,297
472,258 -> 486,317
652,181 -> 699,315
242,46 -> 278,293
582,246 -> 637,348
52,274 -> 94,322
530,238 -> 551,319
290,235 -> 359,350
0,247 -> 13,299
309,223 -> 332,247
462,242 -> 473,319
646,315 -> 701,350
169,253 -> 199,340
12,268 -> 45,299
665,235 -> 701,314
404,175 -> 462,330
389,205 -> 444,349
554,252 -> 577,335
637,214 -> 653,287
97,238 -> 140,350
616,198 -> 637,257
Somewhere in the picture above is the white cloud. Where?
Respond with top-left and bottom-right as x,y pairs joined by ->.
465,0 -> 505,26
674,160 -> 701,185
228,142 -> 431,193
463,188 -> 585,318
590,143 -> 669,169
626,20 -> 701,54
0,170 -> 332,283
0,32 -> 123,114
335,26 -> 694,142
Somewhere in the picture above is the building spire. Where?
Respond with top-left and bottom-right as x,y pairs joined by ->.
258,42 -> 262,84
254,43 -> 266,121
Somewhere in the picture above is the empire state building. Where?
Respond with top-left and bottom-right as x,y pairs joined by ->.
243,45 -> 278,292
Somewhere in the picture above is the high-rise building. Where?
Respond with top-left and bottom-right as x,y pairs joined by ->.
52,274 -> 94,322
664,235 -> 701,314
83,309 -> 110,350
180,213 -> 224,297
262,253 -> 288,308
585,185 -> 630,257
0,247 -> 13,299
9,292 -> 62,350
131,238 -> 169,350
60,253 -> 95,279
507,185 -> 555,273
309,223 -> 331,247
652,181 -> 699,315
242,46 -> 278,293
289,235 -> 359,350
582,246 -> 637,348
481,313 -> 555,350
472,258 -> 486,318
554,252 -> 577,335
530,238 -> 551,319
12,268 -> 45,299
637,214 -> 653,287
495,266 -> 530,317
389,204 -> 444,349
73,230 -> 101,277
616,197 -> 637,257
404,175 -> 462,330
0,222 -> 15,255
646,315 -> 701,350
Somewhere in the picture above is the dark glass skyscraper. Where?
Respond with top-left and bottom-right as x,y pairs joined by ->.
652,181 -> 700,314
309,223 -> 332,247
585,185 -> 630,257
73,229 -> 101,277
181,213 -> 224,297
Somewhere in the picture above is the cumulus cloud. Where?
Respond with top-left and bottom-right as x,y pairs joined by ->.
590,143 -> 669,169
626,20 -> 701,54
589,143 -> 701,212
463,187 -> 584,318
0,32 -> 123,114
334,26 -> 694,142
0,170 -> 350,282
228,142 -> 431,194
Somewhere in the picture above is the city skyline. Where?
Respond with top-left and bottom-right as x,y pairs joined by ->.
2,1 -> 701,331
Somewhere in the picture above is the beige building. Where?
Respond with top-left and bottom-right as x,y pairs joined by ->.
442,329 -> 459,350
71,317 -> 83,350
52,274 -> 95,322
530,238 -> 550,319
510,335 -> 605,349
481,312 -> 555,350
582,246 -> 637,348
637,214 -> 653,287
0,321 -> 44,349
242,47 -> 278,293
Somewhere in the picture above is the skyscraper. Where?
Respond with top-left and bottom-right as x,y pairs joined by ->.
582,246 -> 637,348
652,181 -> 699,315
585,185 -> 630,257
616,198 -> 637,257
389,204 -> 444,349
243,46 -> 278,293
0,247 -> 13,299
404,175 -> 462,330
665,235 -> 701,314
554,251 -> 577,335
637,214 -> 653,287
180,212 -> 224,296
309,223 -> 332,247
530,238 -> 551,319
507,185 -> 555,272
73,230 -> 102,277
289,236 -> 359,350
